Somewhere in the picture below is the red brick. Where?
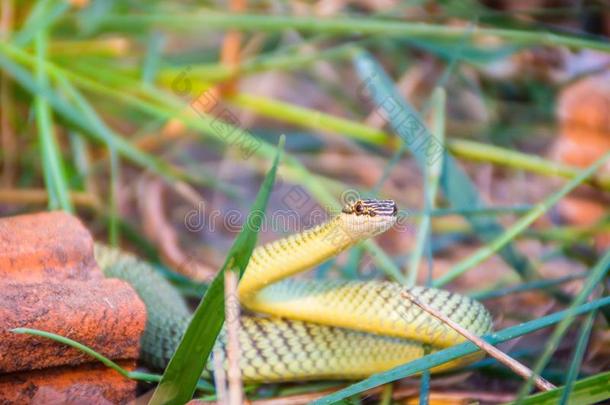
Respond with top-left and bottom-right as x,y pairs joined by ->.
0,361 -> 138,404
0,279 -> 146,373
0,211 -> 101,282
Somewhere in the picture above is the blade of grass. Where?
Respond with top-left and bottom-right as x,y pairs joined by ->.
142,31 -> 165,86
469,273 -> 587,301
342,245 -> 365,279
504,371 -> 610,405
402,289 -> 556,392
352,50 -> 535,282
310,295 -> 610,405
148,136 -> 284,405
12,0 -> 70,47
419,205 -> 533,217
559,310 -> 596,405
515,248 -> 610,400
361,240 -> 406,284
34,31 -> 73,212
10,327 -> 214,392
159,42 -> 359,84
419,346 -> 431,405
75,0 -> 116,35
231,93 -> 388,146
379,384 -> 393,405
94,13 -> 610,52
406,87 -> 445,287
39,141 -> 60,208
108,147 -> 119,246
447,139 -> 610,190
433,149 -> 610,287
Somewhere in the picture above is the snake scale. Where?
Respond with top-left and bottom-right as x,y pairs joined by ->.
95,199 -> 492,382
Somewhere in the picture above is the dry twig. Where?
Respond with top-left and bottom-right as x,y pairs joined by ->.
212,348 -> 228,405
224,269 -> 243,405
0,188 -> 101,210
401,290 -> 556,392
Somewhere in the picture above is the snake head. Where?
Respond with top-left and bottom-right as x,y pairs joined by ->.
341,199 -> 398,237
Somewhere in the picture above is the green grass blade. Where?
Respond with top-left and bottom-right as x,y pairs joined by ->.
13,0 -> 70,47
352,50 -> 535,281
13,327 -> 129,376
559,310 -> 596,404
504,371 -> 610,405
94,13 -> 610,52
421,205 -> 533,218
447,139 -> 610,191
108,148 -> 120,246
34,32 -> 73,212
160,43 -> 358,83
148,136 -> 284,405
406,87 -> 445,287
361,240 -> 406,284
310,296 -> 610,405
232,94 -> 387,146
10,328 -> 214,392
419,346 -> 431,405
142,32 -> 165,85
469,273 -> 586,301
75,0 -> 117,35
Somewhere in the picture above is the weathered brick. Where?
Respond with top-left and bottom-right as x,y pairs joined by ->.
0,211 -> 100,282
0,279 -> 146,373
0,361 -> 138,404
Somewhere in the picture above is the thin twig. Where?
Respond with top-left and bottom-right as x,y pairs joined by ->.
225,270 -> 243,405
401,290 -> 556,392
212,348 -> 228,405
0,188 -> 101,210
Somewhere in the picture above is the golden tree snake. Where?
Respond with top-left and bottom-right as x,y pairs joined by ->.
95,199 -> 493,382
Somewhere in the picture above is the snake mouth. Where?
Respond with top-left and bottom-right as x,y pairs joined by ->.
342,199 -> 398,217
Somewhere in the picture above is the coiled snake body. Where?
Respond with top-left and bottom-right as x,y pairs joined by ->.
95,199 -> 492,382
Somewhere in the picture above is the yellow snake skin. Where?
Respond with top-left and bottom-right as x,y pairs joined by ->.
96,199 -> 493,382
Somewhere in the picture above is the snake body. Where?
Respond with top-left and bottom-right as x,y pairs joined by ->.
96,199 -> 492,382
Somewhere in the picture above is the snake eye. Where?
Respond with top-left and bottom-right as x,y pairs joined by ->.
355,202 -> 364,214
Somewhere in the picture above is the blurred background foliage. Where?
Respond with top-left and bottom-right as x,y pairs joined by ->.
1,0 -> 610,403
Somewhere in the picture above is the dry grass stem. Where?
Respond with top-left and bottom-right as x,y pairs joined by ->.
212,347 -> 228,405
401,290 -> 556,392
0,188 -> 101,210
224,270 -> 243,405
